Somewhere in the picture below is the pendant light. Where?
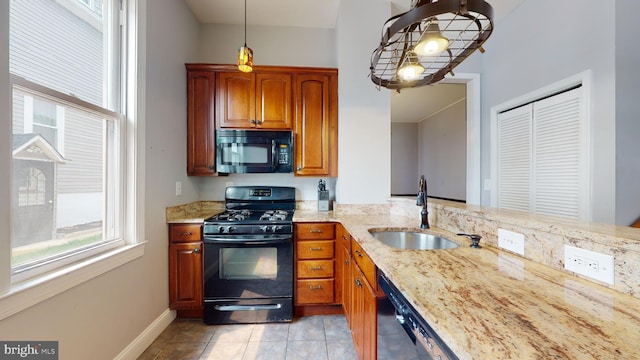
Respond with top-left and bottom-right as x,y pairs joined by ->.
397,51 -> 425,81
370,0 -> 494,90
237,0 -> 253,73
413,19 -> 449,56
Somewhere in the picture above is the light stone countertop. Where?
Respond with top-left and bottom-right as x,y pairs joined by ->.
293,210 -> 640,360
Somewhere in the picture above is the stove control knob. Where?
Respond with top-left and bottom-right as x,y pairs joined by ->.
228,226 -> 236,233
218,226 -> 225,234
260,226 -> 272,233
273,225 -> 282,233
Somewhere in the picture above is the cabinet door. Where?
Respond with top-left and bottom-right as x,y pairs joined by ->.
217,72 -> 255,128
294,74 -> 338,176
186,70 -> 216,175
362,275 -> 377,360
351,262 -> 365,360
340,243 -> 352,323
169,242 -> 203,310
255,73 -> 292,129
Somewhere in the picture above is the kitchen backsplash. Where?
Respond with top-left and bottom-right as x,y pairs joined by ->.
388,197 -> 640,299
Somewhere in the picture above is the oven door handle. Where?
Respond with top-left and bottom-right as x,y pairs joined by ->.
214,304 -> 283,312
203,235 -> 292,244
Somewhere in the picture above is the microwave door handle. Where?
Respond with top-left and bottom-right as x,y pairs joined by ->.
272,139 -> 277,171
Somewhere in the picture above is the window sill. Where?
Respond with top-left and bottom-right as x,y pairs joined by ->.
0,242 -> 146,321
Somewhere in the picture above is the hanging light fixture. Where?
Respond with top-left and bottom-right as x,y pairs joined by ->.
370,0 -> 494,90
237,0 -> 253,73
413,18 -> 449,56
397,51 -> 425,81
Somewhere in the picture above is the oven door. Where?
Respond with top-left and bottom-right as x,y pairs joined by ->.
203,234 -> 293,300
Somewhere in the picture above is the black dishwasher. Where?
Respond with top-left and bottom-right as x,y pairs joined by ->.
377,272 -> 459,360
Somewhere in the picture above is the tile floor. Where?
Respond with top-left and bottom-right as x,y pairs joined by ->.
138,315 -> 358,360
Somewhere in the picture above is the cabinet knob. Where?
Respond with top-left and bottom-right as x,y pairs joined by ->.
193,248 -> 200,253
355,278 -> 362,287
297,166 -> 302,171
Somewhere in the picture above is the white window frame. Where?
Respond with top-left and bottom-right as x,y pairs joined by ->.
489,70 -> 592,221
0,0 -> 146,321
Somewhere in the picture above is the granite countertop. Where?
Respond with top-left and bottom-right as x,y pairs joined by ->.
293,210 -> 640,360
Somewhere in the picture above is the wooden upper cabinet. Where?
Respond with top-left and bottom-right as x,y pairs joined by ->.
186,69 -> 217,176
294,73 -> 338,176
217,71 -> 292,129
256,73 -> 293,129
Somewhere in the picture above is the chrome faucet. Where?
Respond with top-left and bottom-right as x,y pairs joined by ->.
416,175 -> 429,229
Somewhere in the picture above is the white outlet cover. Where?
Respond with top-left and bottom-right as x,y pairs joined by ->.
564,245 -> 614,285
498,228 -> 525,256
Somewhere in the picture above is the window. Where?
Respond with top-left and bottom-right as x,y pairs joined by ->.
491,76 -> 591,221
8,0 -> 129,281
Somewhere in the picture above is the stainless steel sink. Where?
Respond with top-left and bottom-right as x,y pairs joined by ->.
369,230 -> 459,250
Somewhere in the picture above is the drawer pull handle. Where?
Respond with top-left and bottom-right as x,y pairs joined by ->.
310,266 -> 323,271
309,285 -> 323,290
355,279 -> 362,287
354,250 -> 363,257
309,229 -> 323,233
309,247 -> 323,251
180,232 -> 192,236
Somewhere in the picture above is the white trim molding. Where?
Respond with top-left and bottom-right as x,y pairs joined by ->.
114,308 -> 176,360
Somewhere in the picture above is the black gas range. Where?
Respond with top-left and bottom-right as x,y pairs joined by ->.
202,186 -> 295,325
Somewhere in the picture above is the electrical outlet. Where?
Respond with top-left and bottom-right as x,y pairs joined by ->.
564,245 -> 614,285
498,228 -> 525,256
175,181 -> 182,196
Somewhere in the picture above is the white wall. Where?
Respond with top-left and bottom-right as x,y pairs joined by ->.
0,0 -> 201,358
615,0 -> 640,226
336,0 -> 392,204
479,0 -> 616,224
419,100 -> 466,201
391,123 -> 418,195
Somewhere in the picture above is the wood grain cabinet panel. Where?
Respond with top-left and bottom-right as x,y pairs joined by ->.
296,240 -> 334,259
168,223 -> 203,313
294,73 -> 338,176
186,69 -> 217,176
217,71 -> 292,129
294,222 -> 337,306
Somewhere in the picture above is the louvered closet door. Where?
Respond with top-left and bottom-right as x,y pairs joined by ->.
497,86 -> 588,220
497,104 -> 532,212
532,87 -> 586,219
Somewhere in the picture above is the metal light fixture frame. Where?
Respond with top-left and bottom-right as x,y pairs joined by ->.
370,0 -> 494,90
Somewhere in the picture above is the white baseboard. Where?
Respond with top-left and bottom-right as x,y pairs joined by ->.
114,308 -> 176,360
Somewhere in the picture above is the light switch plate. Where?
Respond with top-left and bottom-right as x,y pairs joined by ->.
564,245 -> 614,285
498,228 -> 525,256
175,181 -> 182,196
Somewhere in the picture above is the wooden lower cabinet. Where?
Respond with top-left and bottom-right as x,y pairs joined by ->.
168,223 -> 203,316
294,223 -> 340,312
350,249 -> 377,360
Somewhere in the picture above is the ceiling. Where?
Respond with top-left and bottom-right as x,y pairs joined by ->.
184,0 -> 524,123
184,0 -> 523,28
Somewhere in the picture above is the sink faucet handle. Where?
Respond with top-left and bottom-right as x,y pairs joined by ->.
456,233 -> 482,248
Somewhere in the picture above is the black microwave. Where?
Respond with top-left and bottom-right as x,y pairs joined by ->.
216,130 -> 293,173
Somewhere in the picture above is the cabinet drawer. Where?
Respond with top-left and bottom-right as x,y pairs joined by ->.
297,240 -> 334,259
296,279 -> 335,304
169,224 -> 202,242
351,240 -> 376,288
297,260 -> 334,278
295,223 -> 335,240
